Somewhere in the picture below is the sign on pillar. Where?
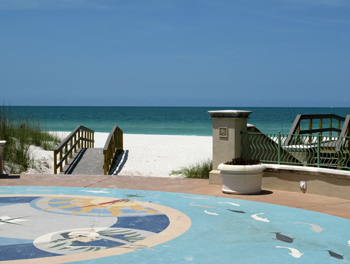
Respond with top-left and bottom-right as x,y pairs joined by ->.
207,110 -> 252,185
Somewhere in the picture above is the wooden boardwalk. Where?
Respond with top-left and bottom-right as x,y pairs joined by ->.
54,125 -> 123,175
60,148 -> 104,175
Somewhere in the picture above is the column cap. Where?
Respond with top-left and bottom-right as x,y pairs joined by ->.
208,110 -> 252,119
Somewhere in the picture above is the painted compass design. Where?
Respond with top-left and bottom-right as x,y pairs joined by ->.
0,195 -> 191,263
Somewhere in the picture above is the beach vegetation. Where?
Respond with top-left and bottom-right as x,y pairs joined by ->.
0,105 -> 61,174
170,159 -> 212,179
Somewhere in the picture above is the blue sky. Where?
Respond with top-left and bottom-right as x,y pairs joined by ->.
1,0 -> 349,107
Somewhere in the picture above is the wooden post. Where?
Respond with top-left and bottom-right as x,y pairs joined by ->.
65,145 -> 68,165
329,118 -> 332,139
309,119 -> 312,143
319,119 -> 323,141
69,139 -> 73,158
112,136 -> 116,154
104,155 -> 107,175
0,141 -> 6,175
120,128 -> 123,149
60,151 -> 63,172
114,129 -> 117,150
74,134 -> 77,152
54,150 -> 57,174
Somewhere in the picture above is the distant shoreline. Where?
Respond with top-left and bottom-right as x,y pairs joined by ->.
9,106 -> 350,135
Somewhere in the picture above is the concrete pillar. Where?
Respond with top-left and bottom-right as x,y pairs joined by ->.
0,141 -> 6,175
207,110 -> 252,185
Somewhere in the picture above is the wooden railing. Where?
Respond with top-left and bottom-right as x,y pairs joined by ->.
103,126 -> 123,175
337,115 -> 350,151
54,126 -> 95,174
285,114 -> 346,146
340,115 -> 350,137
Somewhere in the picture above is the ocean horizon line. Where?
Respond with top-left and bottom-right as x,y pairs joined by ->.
6,106 -> 350,136
6,105 -> 349,109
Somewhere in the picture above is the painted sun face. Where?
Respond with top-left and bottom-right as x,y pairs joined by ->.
38,197 -> 160,216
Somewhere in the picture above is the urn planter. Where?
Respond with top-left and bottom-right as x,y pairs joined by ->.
218,163 -> 266,194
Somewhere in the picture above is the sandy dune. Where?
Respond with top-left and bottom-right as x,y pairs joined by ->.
22,132 -> 212,177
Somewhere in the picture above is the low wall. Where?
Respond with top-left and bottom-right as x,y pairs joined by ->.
263,165 -> 350,200
210,165 -> 350,200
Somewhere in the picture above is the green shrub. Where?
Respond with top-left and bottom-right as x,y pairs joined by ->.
0,105 -> 61,173
171,159 -> 213,179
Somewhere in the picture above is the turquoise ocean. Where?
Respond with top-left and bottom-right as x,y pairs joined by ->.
8,106 -> 350,136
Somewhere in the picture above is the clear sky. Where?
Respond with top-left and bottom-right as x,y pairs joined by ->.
1,0 -> 349,107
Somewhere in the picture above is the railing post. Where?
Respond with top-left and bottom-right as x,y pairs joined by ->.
74,134 -> 77,152
114,129 -> 118,150
0,141 -> 6,175
69,139 -> 73,158
278,131 -> 281,165
60,151 -> 63,171
317,133 -> 321,167
54,150 -> 57,174
92,132 -> 94,148
104,154 -> 107,175
309,119 -> 312,143
120,128 -> 123,149
65,144 -> 68,165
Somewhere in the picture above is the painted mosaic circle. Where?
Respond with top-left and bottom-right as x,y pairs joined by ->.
0,195 -> 191,263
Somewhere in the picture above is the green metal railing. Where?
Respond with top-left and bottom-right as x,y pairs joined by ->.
242,131 -> 350,170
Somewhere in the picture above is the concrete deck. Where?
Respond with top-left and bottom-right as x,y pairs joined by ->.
1,174 -> 350,220
1,174 -> 350,263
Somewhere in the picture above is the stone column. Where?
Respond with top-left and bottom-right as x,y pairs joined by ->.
207,110 -> 252,185
0,141 -> 6,175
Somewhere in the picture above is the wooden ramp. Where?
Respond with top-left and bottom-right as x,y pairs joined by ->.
54,125 -> 123,175
60,148 -> 104,175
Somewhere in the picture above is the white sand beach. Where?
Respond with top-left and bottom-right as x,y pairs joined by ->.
23,132 -> 212,177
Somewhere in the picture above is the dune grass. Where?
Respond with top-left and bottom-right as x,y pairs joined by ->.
0,106 -> 61,173
171,159 -> 213,179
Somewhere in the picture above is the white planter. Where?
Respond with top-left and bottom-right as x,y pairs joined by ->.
218,163 -> 266,194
